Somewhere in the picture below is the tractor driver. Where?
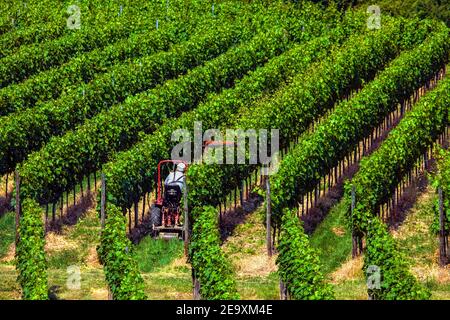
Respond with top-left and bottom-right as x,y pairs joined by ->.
164,162 -> 186,192
164,162 -> 186,226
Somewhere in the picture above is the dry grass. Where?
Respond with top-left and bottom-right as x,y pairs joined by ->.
45,232 -> 79,253
0,264 -> 20,300
223,206 -> 277,277
90,287 -> 109,300
1,243 -> 15,263
392,187 -> 434,241
331,226 -> 346,237
390,185 -> 450,298
330,256 -> 364,284
234,255 -> 277,278
221,205 -> 279,299
411,264 -> 450,284
85,247 -> 101,268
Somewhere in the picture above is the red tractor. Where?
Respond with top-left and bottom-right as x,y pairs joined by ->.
149,140 -> 234,240
150,160 -> 188,240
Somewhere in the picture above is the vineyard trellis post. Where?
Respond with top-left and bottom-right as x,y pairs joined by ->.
266,176 -> 272,257
438,187 -> 448,266
14,170 -> 20,246
5,173 -> 8,199
351,185 -> 359,258
100,173 -> 112,299
193,271 -> 201,300
183,182 -> 189,257
279,280 -> 288,300
100,174 -> 106,229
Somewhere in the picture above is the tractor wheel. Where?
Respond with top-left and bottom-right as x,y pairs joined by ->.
150,205 -> 162,237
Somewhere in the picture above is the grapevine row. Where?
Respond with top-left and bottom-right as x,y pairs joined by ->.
18,4 -> 335,204
0,8 -> 213,116
15,198 -> 48,300
0,19 -> 252,175
185,17 -> 434,211
100,32 -> 344,210
342,76 -> 449,299
97,203 -> 147,300
0,4 -> 165,88
345,75 -> 449,235
184,18 -> 431,299
0,0 -> 66,35
269,23 -> 449,225
276,209 -> 334,300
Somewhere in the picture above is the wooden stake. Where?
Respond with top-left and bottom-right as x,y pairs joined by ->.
439,187 -> 447,266
184,182 -> 189,257
193,274 -> 200,300
266,178 -> 272,257
52,202 -> 56,222
5,173 -> 8,198
142,193 -> 146,220
66,191 -> 69,212
351,185 -> 358,258
101,174 -> 106,229
15,171 -> 20,246
134,200 -> 139,229
279,280 -> 288,300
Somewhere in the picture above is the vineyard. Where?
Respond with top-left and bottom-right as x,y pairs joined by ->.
0,0 -> 448,301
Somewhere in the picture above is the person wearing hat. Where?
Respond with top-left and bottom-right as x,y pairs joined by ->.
164,162 -> 186,192
164,162 -> 186,226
